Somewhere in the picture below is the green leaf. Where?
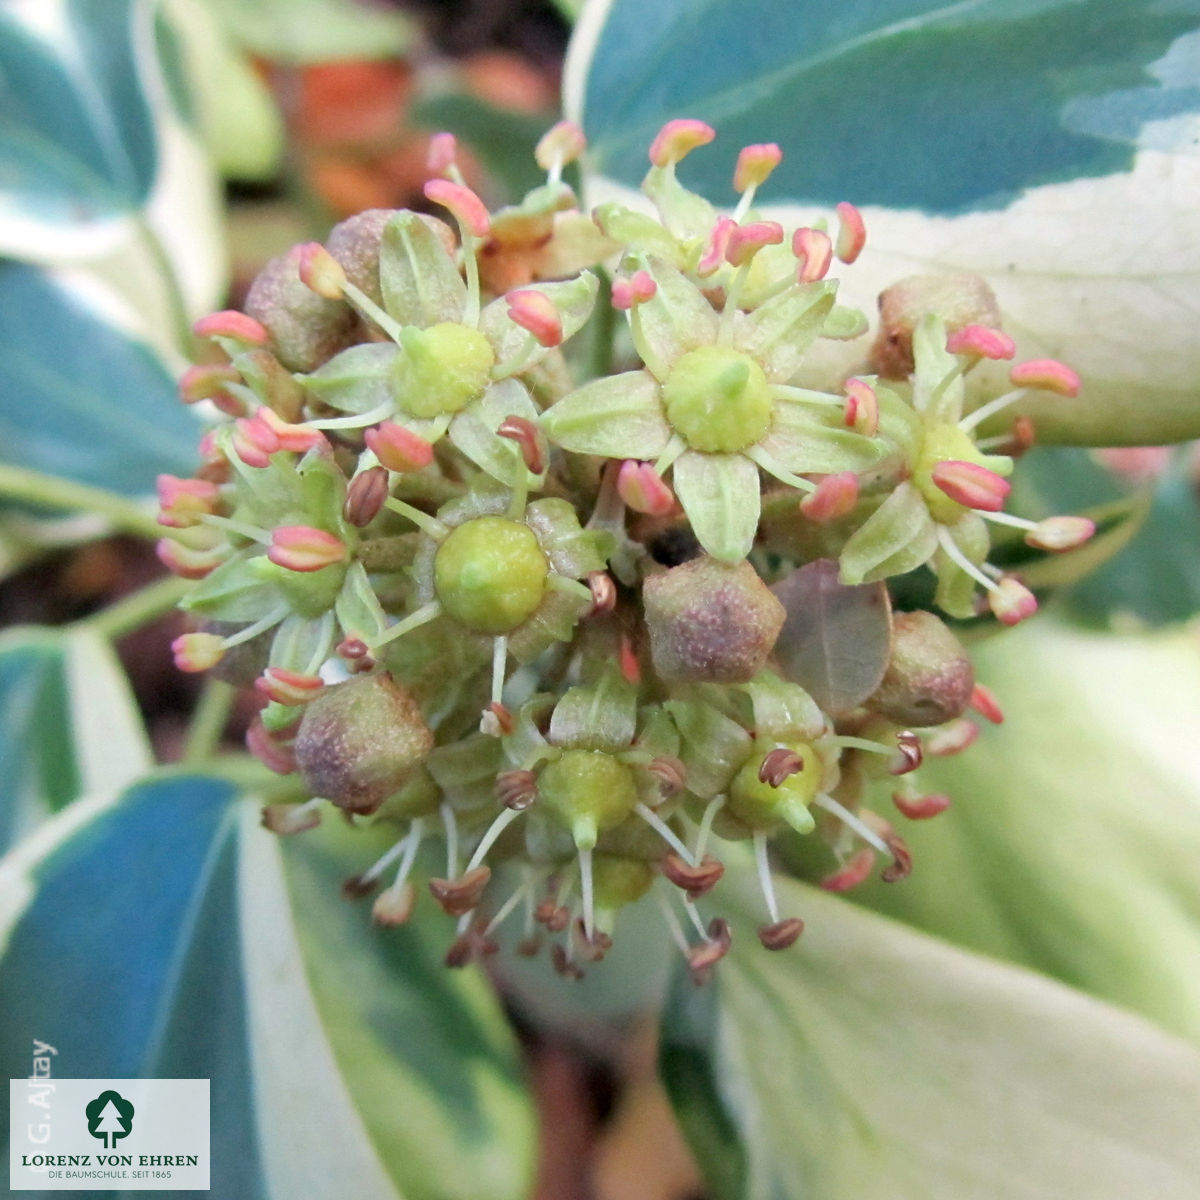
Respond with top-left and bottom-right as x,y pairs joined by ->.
567,0 -> 1200,441
0,262 -> 201,495
0,625 -> 150,855
0,776 -> 536,1199
661,859 -> 1200,1200
0,0 -> 226,339
846,618 -> 1200,1046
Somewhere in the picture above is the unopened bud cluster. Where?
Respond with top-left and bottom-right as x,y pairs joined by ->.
162,121 -> 1093,978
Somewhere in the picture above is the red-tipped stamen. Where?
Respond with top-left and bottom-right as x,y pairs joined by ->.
793,227 -> 833,283
365,422 -> 435,473
617,459 -> 675,515
821,848 -> 876,892
970,683 -> 1004,724
1010,358 -> 1080,397
697,217 -> 737,277
834,201 -> 866,264
255,407 -> 326,454
893,791 -> 951,820
611,269 -> 657,310
648,118 -> 715,168
799,472 -> 859,522
733,142 -> 782,192
946,324 -> 1016,361
231,414 -> 280,468
192,310 -> 269,348
843,377 -> 878,436
426,132 -> 458,176
423,179 -> 491,238
178,363 -> 242,410
171,632 -> 225,673
506,289 -> 563,347
497,415 -> 547,475
535,120 -> 586,173
297,242 -> 348,300
156,475 -> 219,528
255,667 -> 325,706
156,537 -> 223,580
1025,515 -> 1095,551
268,526 -> 348,572
726,220 -> 783,267
987,576 -> 1038,626
931,460 -> 1011,512
924,719 -> 980,757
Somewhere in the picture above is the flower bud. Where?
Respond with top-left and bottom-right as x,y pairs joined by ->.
872,274 -> 1002,378
294,674 -> 434,815
156,475 -> 219,528
868,610 -> 975,727
643,557 -> 785,684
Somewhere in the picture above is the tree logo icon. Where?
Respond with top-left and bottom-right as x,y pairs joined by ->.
85,1090 -> 135,1149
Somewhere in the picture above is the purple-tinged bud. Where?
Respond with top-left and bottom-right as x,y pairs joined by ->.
834,201 -> 866,264
931,460 -> 1011,512
869,610 -> 975,727
1010,358 -> 1080,397
1025,515 -> 1095,551
364,422 -> 435,473
268,526 -> 348,572
879,823 -> 913,882
506,289 -> 563,347
970,683 -> 1004,724
799,472 -> 859,523
725,220 -> 783,267
171,632 -> 225,673
255,667 -> 325,706
343,467 -> 390,527
424,179 -> 491,238
733,143 -> 782,192
945,324 -> 1016,360
617,459 -> 675,515
648,118 -> 714,168
156,475 -> 219,528
643,556 -> 785,684
193,310 -> 269,348
793,227 -> 832,283
843,377 -> 878,436
294,674 -> 434,815
298,242 -> 348,299
821,848 -> 875,892
988,576 -> 1038,626
893,791 -> 950,820
535,120 -> 586,170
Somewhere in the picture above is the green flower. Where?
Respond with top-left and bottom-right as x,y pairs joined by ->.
541,255 -> 887,561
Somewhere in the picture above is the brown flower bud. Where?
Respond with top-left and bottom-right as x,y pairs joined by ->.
244,245 -> 355,373
872,274 -> 1002,378
294,674 -> 433,815
643,556 -> 785,684
868,611 -> 975,727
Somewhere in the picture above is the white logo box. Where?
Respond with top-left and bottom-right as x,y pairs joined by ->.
8,1079 -> 209,1192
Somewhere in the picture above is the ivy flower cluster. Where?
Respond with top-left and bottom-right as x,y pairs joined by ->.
160,120 -> 1095,979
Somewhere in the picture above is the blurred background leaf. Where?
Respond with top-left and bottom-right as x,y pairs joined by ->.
0,777 -> 537,1200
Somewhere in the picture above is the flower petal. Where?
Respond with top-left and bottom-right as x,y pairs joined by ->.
760,400 -> 892,475
672,450 -> 760,563
633,256 -> 720,378
540,370 -> 671,457
379,211 -> 467,328
480,272 -> 599,368
912,312 -> 965,425
840,482 -> 938,584
735,280 -> 837,383
448,379 -> 541,486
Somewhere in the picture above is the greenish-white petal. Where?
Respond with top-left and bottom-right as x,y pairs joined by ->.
379,211 -> 466,328
448,379 -> 540,486
540,370 -> 671,457
631,256 -> 720,378
840,482 -> 938,584
672,450 -> 760,563
735,281 -> 836,383
480,272 -> 599,368
760,400 -> 892,475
